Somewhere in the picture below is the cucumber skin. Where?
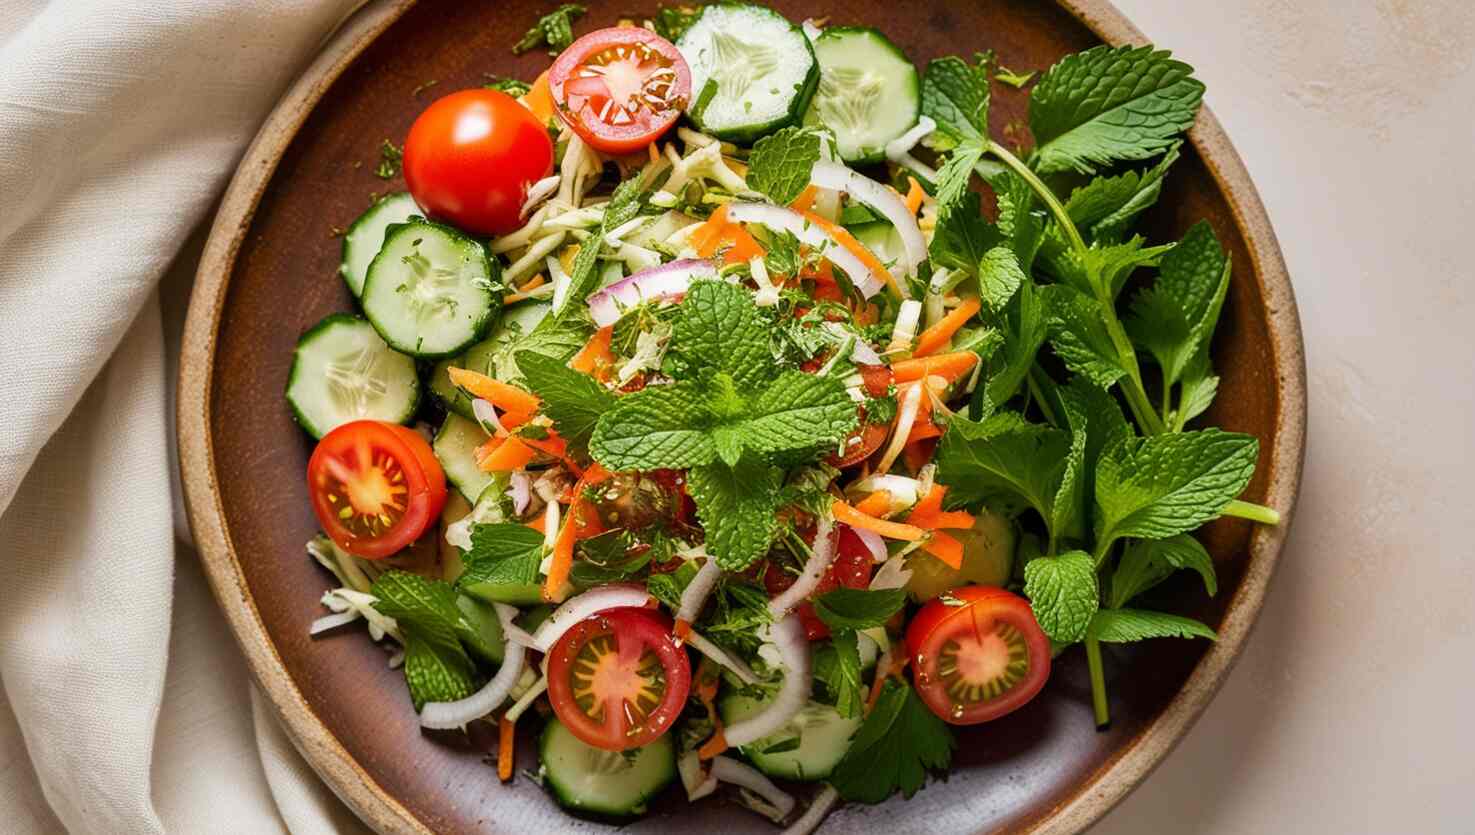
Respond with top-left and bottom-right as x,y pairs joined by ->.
806,26 -> 920,165
285,313 -> 420,439
361,219 -> 501,359
678,4 -> 821,144
338,192 -> 420,298
539,719 -> 676,817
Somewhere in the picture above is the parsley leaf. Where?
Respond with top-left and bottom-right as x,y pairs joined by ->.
1109,533 -> 1217,608
812,588 -> 906,631
1029,44 -> 1204,175
484,75 -> 532,97
812,630 -> 865,718
374,140 -> 402,180
746,126 -> 823,205
830,678 -> 955,803
673,280 -> 775,391
920,55 -> 991,150
456,523 -> 546,589
514,350 -> 615,448
513,3 -> 586,55
589,381 -> 717,470
1089,608 -> 1217,642
1022,550 -> 1099,643
650,4 -> 703,41
687,458 -> 784,570
371,570 -> 478,710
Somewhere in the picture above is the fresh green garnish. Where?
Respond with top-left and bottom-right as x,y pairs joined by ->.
995,65 -> 1036,88
745,126 -> 824,205
513,3 -> 586,55
811,630 -> 865,718
370,571 -> 480,710
514,350 -> 615,449
484,75 -> 532,97
828,678 -> 956,803
456,523 -> 545,589
650,4 -> 703,41
374,139 -> 402,180
811,588 -> 907,632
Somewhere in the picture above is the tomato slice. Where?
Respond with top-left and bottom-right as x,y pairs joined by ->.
905,586 -> 1051,724
763,526 -> 873,640
307,420 -> 447,559
548,27 -> 692,154
546,607 -> 691,751
830,419 -> 888,468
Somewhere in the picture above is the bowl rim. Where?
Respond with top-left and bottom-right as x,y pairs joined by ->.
175,1 -> 1307,833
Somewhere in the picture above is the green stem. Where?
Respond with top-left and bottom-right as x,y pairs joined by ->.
1223,499 -> 1281,526
1026,365 -> 1060,428
986,142 -> 1086,254
1085,637 -> 1110,729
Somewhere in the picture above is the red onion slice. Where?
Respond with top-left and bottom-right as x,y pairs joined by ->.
529,585 -> 652,652
724,202 -> 885,298
723,614 -> 811,748
419,603 -> 525,729
767,515 -> 835,618
586,258 -> 716,327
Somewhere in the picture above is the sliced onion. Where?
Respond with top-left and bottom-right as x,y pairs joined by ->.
529,585 -> 651,652
811,159 -> 926,280
685,630 -> 760,685
724,614 -> 811,748
308,610 -> 360,635
586,258 -> 716,327
850,339 -> 883,365
712,756 -> 797,822
508,471 -> 532,516
846,473 -> 923,509
850,525 -> 888,564
520,174 -> 561,219
876,381 -> 923,475
677,557 -> 723,627
885,115 -> 941,182
869,552 -> 913,591
502,617 -> 539,650
420,603 -> 525,729
768,515 -> 835,618
783,785 -> 840,835
725,202 -> 885,298
679,749 -> 719,801
503,675 -> 548,724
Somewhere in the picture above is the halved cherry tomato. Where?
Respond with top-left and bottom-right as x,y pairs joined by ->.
548,27 -> 692,154
857,364 -> 893,397
307,420 -> 448,559
830,419 -> 888,468
403,88 -> 554,236
763,526 -> 873,640
905,586 -> 1051,725
546,606 -> 691,751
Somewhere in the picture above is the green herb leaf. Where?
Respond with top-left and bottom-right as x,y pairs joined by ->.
374,140 -> 402,180
687,458 -> 784,570
484,75 -> 532,97
977,246 -> 1027,309
934,140 -> 985,212
1043,284 -> 1127,389
457,523 -> 546,589
744,370 -> 858,456
513,3 -> 586,55
1094,429 -> 1259,549
812,630 -> 865,718
929,191 -> 997,275
1080,144 -> 1180,242
514,351 -> 615,447
1174,350 -> 1220,428
673,280 -> 775,392
371,570 -> 479,710
1110,533 -> 1217,608
1089,608 -> 1217,642
936,412 -> 1072,529
984,278 -> 1049,406
568,530 -> 655,588
746,126 -> 823,205
829,678 -> 956,803
1057,377 -> 1132,536
400,632 -> 477,711
812,588 -> 907,631
650,4 -> 702,41
555,177 -> 648,319
1022,550 -> 1098,643
1029,44 -> 1204,175
920,55 -> 991,149
492,311 -> 591,382
1127,220 -> 1231,386
648,560 -> 699,609
589,381 -> 716,471
990,170 -> 1046,273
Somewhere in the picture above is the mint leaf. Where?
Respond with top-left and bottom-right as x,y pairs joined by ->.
984,279 -> 1049,406
1043,284 -> 1127,389
687,458 -> 784,570
920,55 -> 991,150
1174,350 -> 1220,428
514,351 -> 615,447
1087,144 -> 1181,242
647,560 -> 699,609
1124,285 -> 1195,387
457,523 -> 545,589
936,412 -> 1071,526
589,382 -> 717,471
371,570 -> 479,710
746,126 -> 823,205
977,246 -> 1026,309
1051,395 -> 1089,544
744,370 -> 857,456
812,588 -> 907,631
1095,429 -> 1259,548
1029,44 -> 1204,175
1022,550 -> 1098,643
1127,222 -> 1229,388
1058,377 -> 1132,533
673,281 -> 774,392
493,312 -> 591,382
1089,608 -> 1217,642
934,140 -> 985,211
1110,533 -> 1217,608
400,632 -> 476,711
929,191 -> 998,274
830,678 -> 955,803
812,630 -> 865,718
990,170 -> 1046,273
513,3 -> 586,55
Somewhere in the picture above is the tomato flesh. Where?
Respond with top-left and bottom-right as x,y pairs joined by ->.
308,421 -> 447,559
905,586 -> 1050,724
764,525 -> 873,640
831,419 -> 888,468
546,607 -> 690,751
549,28 -> 692,154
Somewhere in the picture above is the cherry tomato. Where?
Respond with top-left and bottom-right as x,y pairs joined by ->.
764,526 -> 874,640
905,586 -> 1051,725
545,606 -> 691,751
548,27 -> 692,154
307,420 -> 447,559
857,364 -> 893,397
830,419 -> 888,468
402,89 -> 554,236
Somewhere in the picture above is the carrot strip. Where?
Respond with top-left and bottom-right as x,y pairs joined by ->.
909,485 -> 946,520
497,716 -> 516,782
922,530 -> 964,570
447,367 -> 541,414
515,274 -> 546,294
478,436 -> 537,472
904,176 -> 925,216
694,205 -> 765,264
790,184 -> 818,213
865,654 -> 909,714
854,490 -> 893,518
832,499 -> 926,541
521,430 -> 582,477
800,209 -> 900,297
520,70 -> 556,125
525,514 -> 546,534
647,142 -> 660,164
915,298 -> 981,357
570,326 -> 614,380
697,728 -> 728,760
694,659 -> 727,758
891,351 -> 978,383
500,410 -> 533,431
673,619 -> 692,641
542,509 -> 579,602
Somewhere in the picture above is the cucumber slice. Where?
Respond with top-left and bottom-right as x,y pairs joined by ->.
340,192 -> 420,297
433,414 -> 496,502
677,4 -> 818,142
718,695 -> 861,781
430,301 -> 552,419
285,314 -> 419,439
540,718 -> 675,817
802,27 -> 920,164
361,220 -> 500,358
852,221 -> 907,274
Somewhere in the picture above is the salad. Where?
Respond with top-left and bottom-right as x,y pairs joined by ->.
291,3 -> 1281,829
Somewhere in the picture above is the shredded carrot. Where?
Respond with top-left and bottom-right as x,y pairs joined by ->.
525,514 -> 546,534
915,298 -> 981,357
854,490 -> 893,518
790,184 -> 818,213
891,351 -> 978,384
478,436 -> 537,472
906,485 -> 976,531
833,499 -> 926,541
520,70 -> 556,125
800,209 -> 900,297
694,660 -> 727,758
648,142 -> 660,164
516,274 -> 546,294
698,728 -> 728,760
922,530 -> 964,570
909,484 -> 945,519
497,716 -> 516,782
500,410 -> 533,431
673,619 -> 692,641
447,367 -> 541,414
904,176 -> 925,215
693,205 -> 765,264
569,325 -> 614,381
906,414 -> 943,444
541,465 -> 613,601
542,511 -> 579,602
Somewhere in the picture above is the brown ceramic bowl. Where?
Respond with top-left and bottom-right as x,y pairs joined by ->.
178,1 -> 1306,832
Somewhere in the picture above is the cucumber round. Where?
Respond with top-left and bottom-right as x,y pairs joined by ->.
540,718 -> 675,817
430,301 -> 551,419
340,192 -> 420,297
433,414 -> 495,503
285,313 -> 419,439
802,27 -> 920,165
718,695 -> 861,781
677,4 -> 819,142
361,219 -> 500,358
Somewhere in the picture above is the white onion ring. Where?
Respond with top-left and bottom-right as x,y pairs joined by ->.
711,756 -> 797,821
586,258 -> 716,327
685,630 -> 760,685
876,381 -> 924,475
308,610 -> 360,635
851,525 -> 888,564
850,339 -> 883,365
529,585 -> 651,652
811,159 -> 926,281
520,174 -> 561,219
783,785 -> 840,835
723,614 -> 811,748
869,552 -> 913,591
677,557 -> 723,627
767,515 -> 836,618
419,603 -> 525,729
724,202 -> 885,298
679,749 -> 719,801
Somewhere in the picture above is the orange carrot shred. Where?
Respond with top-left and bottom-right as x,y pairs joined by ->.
904,176 -> 925,215
478,436 -> 537,472
914,298 -> 982,357
891,351 -> 978,384
521,70 -> 556,125
853,490 -> 893,518
799,209 -> 900,297
910,485 -> 946,520
832,499 -> 926,541
570,326 -> 614,378
923,530 -> 964,570
790,184 -> 818,213
697,728 -> 728,760
497,716 -> 515,782
447,367 -> 541,414
541,511 -> 579,602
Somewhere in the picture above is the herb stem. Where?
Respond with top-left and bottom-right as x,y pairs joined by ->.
986,141 -> 1086,255
1222,499 -> 1281,526
1085,637 -> 1110,729
1026,365 -> 1060,427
